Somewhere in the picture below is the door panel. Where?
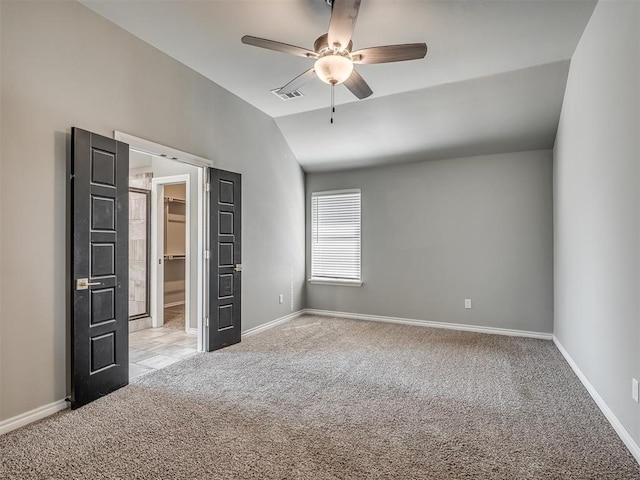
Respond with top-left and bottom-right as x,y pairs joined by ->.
207,168 -> 241,351
70,128 -> 129,409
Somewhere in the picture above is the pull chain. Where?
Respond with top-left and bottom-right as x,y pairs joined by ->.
330,83 -> 335,124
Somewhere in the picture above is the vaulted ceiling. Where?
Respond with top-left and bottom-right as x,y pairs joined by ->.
82,0 -> 597,172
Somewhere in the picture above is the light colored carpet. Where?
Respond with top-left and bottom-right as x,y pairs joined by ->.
1,315 -> 639,479
163,304 -> 185,331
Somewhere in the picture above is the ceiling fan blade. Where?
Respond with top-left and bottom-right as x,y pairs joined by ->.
343,69 -> 372,99
352,43 -> 428,64
278,68 -> 317,95
327,0 -> 362,52
241,36 -> 317,58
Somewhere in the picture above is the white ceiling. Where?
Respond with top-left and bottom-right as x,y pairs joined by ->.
82,0 -> 597,172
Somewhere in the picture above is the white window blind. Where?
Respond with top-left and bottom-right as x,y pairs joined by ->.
311,190 -> 361,282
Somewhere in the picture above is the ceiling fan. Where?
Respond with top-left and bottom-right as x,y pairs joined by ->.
241,0 -> 427,117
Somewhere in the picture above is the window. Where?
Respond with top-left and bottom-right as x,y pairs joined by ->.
310,189 -> 362,286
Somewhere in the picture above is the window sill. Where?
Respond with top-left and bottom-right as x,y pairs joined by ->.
308,278 -> 363,287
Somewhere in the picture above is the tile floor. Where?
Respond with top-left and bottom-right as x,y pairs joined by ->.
129,324 -> 198,380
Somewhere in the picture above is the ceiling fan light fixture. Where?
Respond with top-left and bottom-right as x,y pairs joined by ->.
242,0 -> 427,104
314,54 -> 353,85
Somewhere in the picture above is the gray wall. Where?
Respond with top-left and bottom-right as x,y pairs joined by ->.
306,150 -> 554,334
0,1 -> 305,421
554,1 -> 640,443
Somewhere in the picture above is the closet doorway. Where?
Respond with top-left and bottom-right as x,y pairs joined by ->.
122,132 -> 209,379
119,131 -> 242,381
151,175 -> 191,332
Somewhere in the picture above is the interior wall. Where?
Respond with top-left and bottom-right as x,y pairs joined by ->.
0,1 -> 305,421
306,150 -> 554,334
553,0 -> 640,444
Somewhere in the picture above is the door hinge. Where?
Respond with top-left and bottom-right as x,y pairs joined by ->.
205,317 -> 209,328
204,250 -> 210,260
205,182 -> 211,192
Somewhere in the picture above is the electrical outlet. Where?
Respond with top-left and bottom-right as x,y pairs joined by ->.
464,299 -> 472,309
279,294 -> 284,304
633,378 -> 639,403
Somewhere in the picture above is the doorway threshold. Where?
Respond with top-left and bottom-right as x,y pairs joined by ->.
129,325 -> 197,380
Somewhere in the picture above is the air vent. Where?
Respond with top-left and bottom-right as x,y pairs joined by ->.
271,88 -> 304,101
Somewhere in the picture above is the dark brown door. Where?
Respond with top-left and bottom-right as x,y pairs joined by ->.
70,128 -> 129,409
207,168 -> 241,351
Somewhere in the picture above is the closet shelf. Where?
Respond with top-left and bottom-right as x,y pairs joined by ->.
167,213 -> 185,223
164,254 -> 186,260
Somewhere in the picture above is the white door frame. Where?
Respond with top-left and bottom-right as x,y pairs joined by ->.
116,131 -> 213,352
151,174 -> 191,331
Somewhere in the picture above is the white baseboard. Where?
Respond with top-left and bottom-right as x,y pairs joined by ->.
553,336 -> 640,464
242,310 -> 305,338
164,301 -> 185,308
0,399 -> 68,436
188,327 -> 198,335
304,309 -> 553,340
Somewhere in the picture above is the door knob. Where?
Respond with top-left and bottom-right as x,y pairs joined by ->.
234,264 -> 243,272
76,278 -> 101,290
